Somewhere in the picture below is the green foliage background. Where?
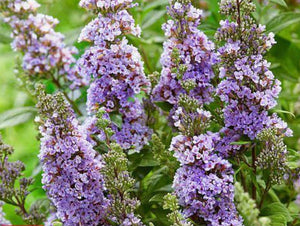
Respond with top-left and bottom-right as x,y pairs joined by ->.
1,0 -> 300,224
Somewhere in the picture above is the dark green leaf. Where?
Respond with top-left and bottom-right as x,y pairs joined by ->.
149,193 -> 165,202
155,184 -> 173,192
110,113 -> 122,128
139,158 -> 160,167
154,101 -> 173,112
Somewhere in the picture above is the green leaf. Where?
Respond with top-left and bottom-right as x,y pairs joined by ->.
144,0 -> 168,11
64,27 -> 83,45
268,189 -> 281,202
287,148 -> 300,169
110,113 -> 122,128
273,109 -> 295,118
0,107 -> 36,129
266,13 -> 300,33
0,33 -> 11,44
139,158 -> 160,167
0,21 -> 11,44
267,215 -> 287,226
261,202 -> 293,223
154,101 -> 173,112
149,193 -> 165,202
270,0 -> 287,8
288,202 -> 300,219
230,141 -> 251,145
142,10 -> 166,29
52,221 -> 63,226
142,166 -> 168,190
155,184 -> 173,192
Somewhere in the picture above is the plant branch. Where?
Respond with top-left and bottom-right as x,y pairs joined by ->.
252,146 -> 257,200
50,74 -> 83,116
258,179 -> 271,209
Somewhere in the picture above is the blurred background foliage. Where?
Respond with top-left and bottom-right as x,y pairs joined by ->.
1,0 -> 300,224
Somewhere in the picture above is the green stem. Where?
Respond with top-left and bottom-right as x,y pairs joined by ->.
50,74 -> 83,116
140,45 -> 153,73
252,146 -> 257,200
259,179 -> 271,209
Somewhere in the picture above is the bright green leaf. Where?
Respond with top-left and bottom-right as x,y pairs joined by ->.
0,107 -> 36,129
270,0 -> 287,8
261,202 -> 292,223
273,109 -> 295,118
230,141 -> 252,145
144,0 -> 168,11
142,10 -> 166,29
268,215 -> 287,226
266,13 -> 300,33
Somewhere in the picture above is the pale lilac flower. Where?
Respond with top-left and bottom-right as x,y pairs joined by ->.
78,0 -> 152,152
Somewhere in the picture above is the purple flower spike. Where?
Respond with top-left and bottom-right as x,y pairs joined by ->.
36,87 -> 109,226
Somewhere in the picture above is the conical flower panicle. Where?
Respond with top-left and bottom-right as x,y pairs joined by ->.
215,0 -> 292,144
157,1 -> 242,225
78,0 -> 151,152
0,0 -> 84,89
36,86 -> 109,226
153,0 -> 217,111
171,133 -> 243,225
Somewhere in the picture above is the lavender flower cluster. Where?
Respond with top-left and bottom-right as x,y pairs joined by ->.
157,1 -> 242,225
78,0 -> 151,152
215,0 -> 292,144
0,0 -> 84,89
0,0 -> 297,225
171,133 -> 243,225
152,0 -> 217,107
36,86 -> 108,226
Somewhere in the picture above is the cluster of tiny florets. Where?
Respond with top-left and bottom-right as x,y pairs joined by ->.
256,128 -> 288,184
161,2 -> 242,225
172,103 -> 211,137
36,87 -> 109,226
78,0 -> 151,152
170,133 -> 217,165
152,0 -> 217,109
163,193 -> 193,226
79,0 -> 137,12
215,0 -> 292,141
214,127 -> 242,158
0,0 -> 84,89
173,163 -> 243,226
171,133 -> 243,225
102,145 -> 144,226
96,114 -> 144,226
